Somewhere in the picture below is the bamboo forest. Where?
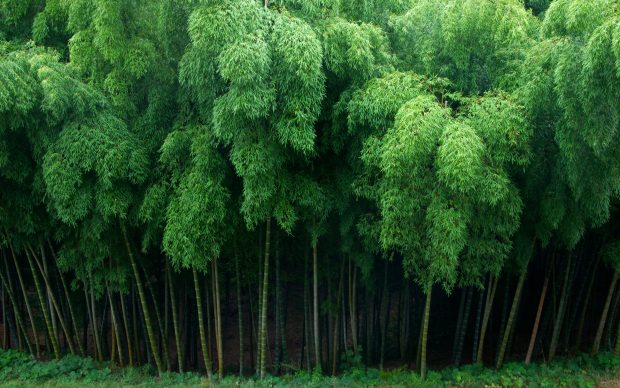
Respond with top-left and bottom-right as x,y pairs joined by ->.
3,0 -> 620,386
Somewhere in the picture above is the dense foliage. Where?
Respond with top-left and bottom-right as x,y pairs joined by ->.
1,347 -> 620,387
1,0 -> 620,382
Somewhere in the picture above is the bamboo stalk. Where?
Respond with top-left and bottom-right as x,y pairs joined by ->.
193,269 -> 212,378
27,245 -> 75,355
121,224 -> 163,375
525,271 -> 550,364
26,249 -> 59,359
476,274 -> 499,365
236,253 -> 244,376
140,261 -> 170,371
0,264 -> 32,355
497,265 -> 528,368
592,272 -> 618,355
212,257 -> 224,378
454,287 -> 473,366
6,241 -> 40,357
332,259 -> 345,375
167,266 -> 182,372
259,219 -> 271,379
47,241 -> 84,355
312,240 -> 320,371
421,288 -> 432,380
472,287 -> 485,362
107,283 -> 123,366
549,253 -> 573,361
119,292 -> 134,367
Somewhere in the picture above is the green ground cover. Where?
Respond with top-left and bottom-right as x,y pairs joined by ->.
1,348 -> 619,387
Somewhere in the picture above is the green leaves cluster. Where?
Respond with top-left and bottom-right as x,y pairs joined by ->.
2,0 -> 620,314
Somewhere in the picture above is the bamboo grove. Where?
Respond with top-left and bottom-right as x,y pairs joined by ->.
1,0 -> 620,380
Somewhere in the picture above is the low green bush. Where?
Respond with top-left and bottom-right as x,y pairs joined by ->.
1,349 -> 619,387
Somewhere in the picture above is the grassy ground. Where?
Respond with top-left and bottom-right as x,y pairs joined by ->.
1,348 -> 620,387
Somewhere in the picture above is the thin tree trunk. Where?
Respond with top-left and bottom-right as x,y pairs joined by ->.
605,285 -> 620,351
614,310 -> 620,354
28,245 -> 75,355
497,266 -> 528,369
400,280 -> 411,363
472,288 -> 484,362
235,254 -> 244,376
132,285 -> 141,365
576,255 -> 600,351
275,237 -> 287,373
259,219 -> 271,379
110,312 -> 117,364
379,260 -> 389,371
303,247 -> 311,372
164,264 -> 169,358
274,237 -> 281,374
349,260 -> 358,353
107,283 -> 123,366
332,259 -> 345,375
121,224 -> 162,375
421,288 -> 432,380
119,292 -> 133,367
496,277 -> 510,361
212,257 -> 224,378
0,267 -> 32,354
3,251 -> 23,352
140,262 -> 170,371
205,275 -> 213,368
525,272 -> 550,364
26,249 -> 59,359
549,254 -> 573,361
193,269 -> 212,378
48,241 -> 84,355
83,280 -> 97,359
2,275 -> 6,349
455,287 -> 473,367
312,241 -> 320,371
592,272 -> 618,355
248,285 -> 256,371
562,247 -> 583,353
279,264 -> 288,371
167,267 -> 182,372
41,247 -> 58,351
7,243 -> 39,356
476,275 -> 499,365
256,226 -> 263,375
452,288 -> 467,365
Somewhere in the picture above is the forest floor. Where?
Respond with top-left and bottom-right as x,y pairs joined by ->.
2,348 -> 620,387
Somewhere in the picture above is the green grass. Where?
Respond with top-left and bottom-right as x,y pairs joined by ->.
1,348 -> 620,387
